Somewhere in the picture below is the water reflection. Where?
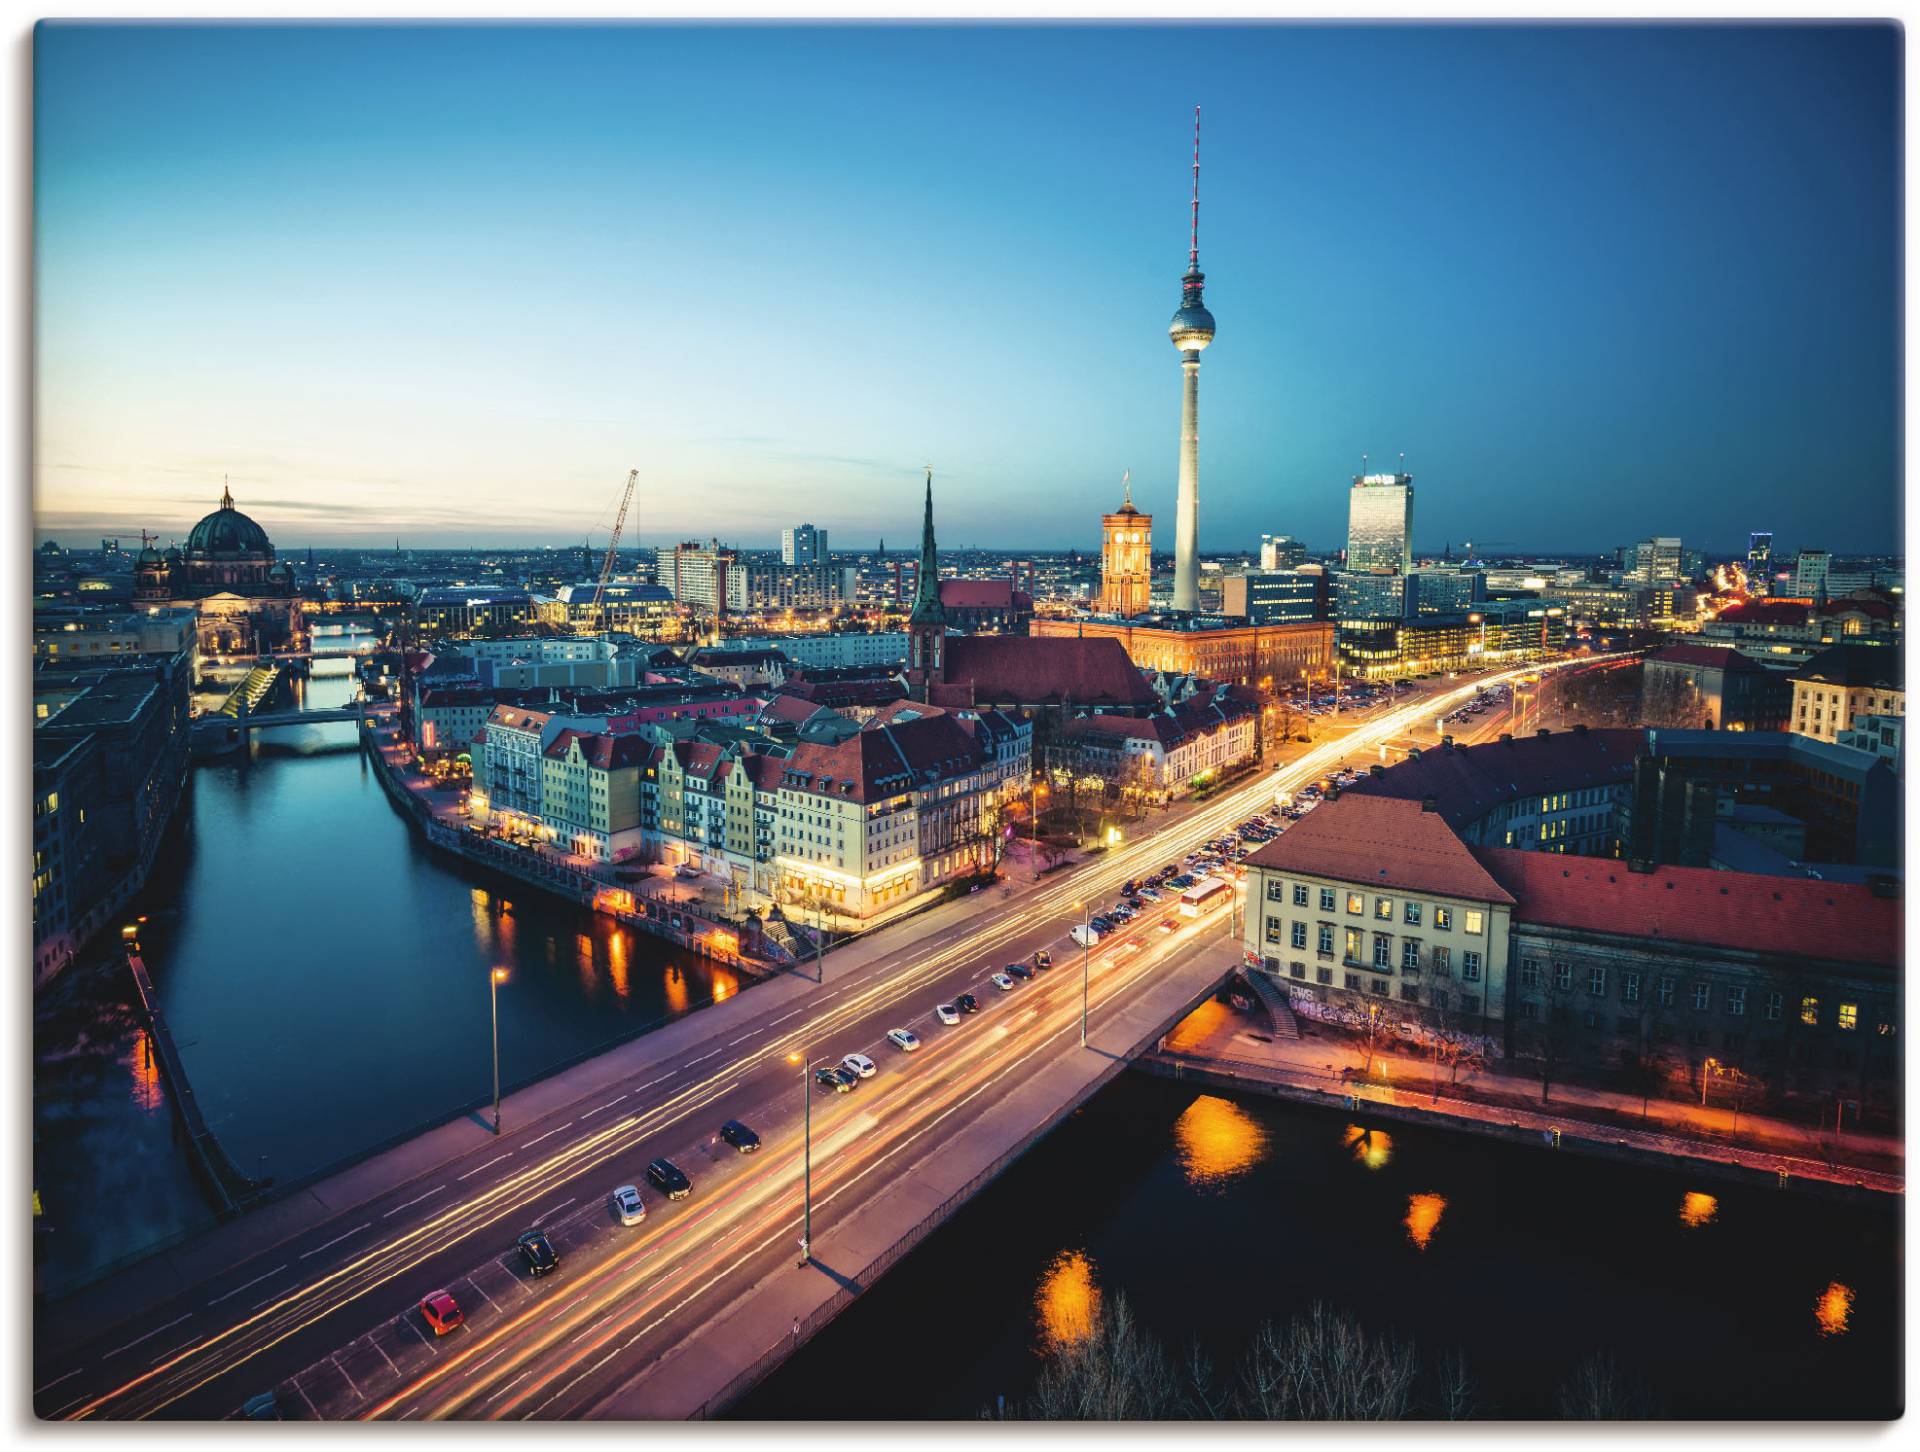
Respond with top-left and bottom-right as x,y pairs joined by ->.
1815,1281 -> 1854,1337
608,931 -> 630,1001
575,933 -> 598,994
1034,1248 -> 1101,1354
1679,1191 -> 1719,1229
126,1028 -> 161,1114
713,968 -> 738,1004
1404,1192 -> 1446,1251
1344,1123 -> 1393,1170
664,966 -> 690,1015
1172,1094 -> 1269,1191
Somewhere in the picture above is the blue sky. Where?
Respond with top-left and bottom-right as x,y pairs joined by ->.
34,22 -> 1901,557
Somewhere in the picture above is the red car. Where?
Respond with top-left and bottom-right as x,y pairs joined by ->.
420,1289 -> 465,1336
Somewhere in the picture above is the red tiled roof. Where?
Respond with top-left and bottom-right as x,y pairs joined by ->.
936,635 -> 1155,709
672,740 -> 725,776
1650,644 -> 1774,674
782,711 -> 986,802
1712,600 -> 1812,626
1476,849 -> 1902,969
1344,727 -> 1644,832
938,578 -> 1031,611
488,704 -> 555,731
760,693 -> 831,726
1242,795 -> 1517,904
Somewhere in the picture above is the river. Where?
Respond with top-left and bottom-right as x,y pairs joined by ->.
33,640 -> 734,1297
736,1074 -> 1900,1420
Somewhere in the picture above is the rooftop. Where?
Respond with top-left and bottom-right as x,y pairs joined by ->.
1242,795 -> 1518,905
1343,727 -> 1644,831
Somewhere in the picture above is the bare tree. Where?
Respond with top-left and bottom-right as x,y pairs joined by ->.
1355,998 -> 1395,1078
1234,1302 -> 1419,1420
1022,1292 -> 1185,1421
1429,1347 -> 1479,1420
1556,1351 -> 1660,1419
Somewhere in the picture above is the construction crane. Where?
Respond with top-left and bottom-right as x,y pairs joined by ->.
591,469 -> 640,618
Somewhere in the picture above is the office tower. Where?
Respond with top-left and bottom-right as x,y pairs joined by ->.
1346,473 -> 1414,575
781,523 -> 828,567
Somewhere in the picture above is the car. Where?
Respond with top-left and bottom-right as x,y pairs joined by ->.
935,1002 -> 961,1025
1157,919 -> 1179,934
1120,879 -> 1138,895
1126,896 -> 1145,909
1136,886 -> 1161,902
242,1393 -> 283,1421
1069,923 -> 1101,948
816,1065 -> 855,1093
887,1028 -> 921,1051
954,992 -> 980,1014
990,972 -> 1016,991
1031,949 -> 1054,969
1006,963 -> 1034,981
420,1289 -> 465,1335
646,1158 -> 692,1199
842,1052 -> 877,1078
719,1119 -> 761,1152
610,1184 -> 646,1226
517,1229 -> 559,1276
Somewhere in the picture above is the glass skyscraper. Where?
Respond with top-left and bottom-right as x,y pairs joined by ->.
1345,473 -> 1414,574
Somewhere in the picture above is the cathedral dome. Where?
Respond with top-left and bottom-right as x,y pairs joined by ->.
185,486 -> 273,558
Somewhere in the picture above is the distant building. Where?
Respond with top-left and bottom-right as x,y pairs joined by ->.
781,523 -> 828,567
1056,688 -> 1257,800
1789,643 -> 1904,744
536,582 -> 677,635
1625,537 -> 1687,589
1346,472 -> 1414,575
413,587 -> 539,639
1641,643 -> 1793,732
938,577 -> 1034,634
741,562 -> 848,612
1099,484 -> 1153,617
1836,714 -> 1903,776
132,485 -> 304,654
1222,570 -> 1327,625
1792,548 -> 1832,601
1030,614 -> 1334,693
686,646 -> 789,690
541,729 -> 648,862
659,540 -> 746,614
1334,570 -> 1411,622
1747,531 -> 1773,595
33,607 -> 197,665
1259,534 -> 1308,570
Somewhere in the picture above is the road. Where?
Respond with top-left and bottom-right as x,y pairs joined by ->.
38,659 -> 1589,1421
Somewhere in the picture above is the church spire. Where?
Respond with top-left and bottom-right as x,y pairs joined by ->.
220,475 -> 234,512
909,466 -> 944,628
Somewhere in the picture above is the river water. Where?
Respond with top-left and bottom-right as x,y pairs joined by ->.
736,1074 -> 1901,1420
33,641 -> 733,1297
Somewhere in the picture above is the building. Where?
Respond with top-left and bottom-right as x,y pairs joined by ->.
132,484 -> 305,654
1057,688 -> 1257,800
1030,615 -> 1334,693
1242,794 -> 1514,1040
729,632 -> 909,672
1221,570 -> 1327,625
536,582 -> 677,635
1792,548 -> 1832,600
1641,643 -> 1794,732
1335,601 -> 1566,682
1406,568 -> 1485,618
1789,644 -> 1903,744
686,646 -> 789,689
1334,570 -> 1411,622
658,541 -> 746,615
741,562 -> 849,612
1747,532 -> 1773,595
1345,473 -> 1414,576
1625,537 -> 1687,588
540,730 -> 647,862
33,607 -> 198,665
1168,107 -> 1214,613
938,577 -> 1034,634
472,705 -> 573,832
1835,714 -> 1903,776
412,587 -> 539,639
781,523 -> 828,567
1100,482 -> 1153,617
1259,534 -> 1308,570
448,636 -> 649,691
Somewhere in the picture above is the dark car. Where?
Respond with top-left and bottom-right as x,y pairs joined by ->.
242,1393 -> 283,1421
517,1229 -> 559,1277
955,992 -> 980,1014
815,1065 -> 855,1093
719,1119 -> 761,1153
1126,896 -> 1145,909
1031,949 -> 1053,970
1121,879 -> 1138,895
1006,962 -> 1034,981
646,1157 -> 692,1199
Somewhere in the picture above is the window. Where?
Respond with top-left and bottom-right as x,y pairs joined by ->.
1434,907 -> 1453,931
1554,962 -> 1572,992
1266,879 -> 1286,902
1726,987 -> 1746,1017
1430,946 -> 1450,976
1264,916 -> 1286,945
1838,1003 -> 1858,1031
1765,991 -> 1783,1022
1402,940 -> 1421,972
1432,990 -> 1450,1011
1656,976 -> 1675,1008
1370,979 -> 1389,996
1464,910 -> 1485,935
1291,921 -> 1308,951
1403,901 -> 1422,926
1289,961 -> 1306,980
1372,934 -> 1392,969
1292,883 -> 1309,907
1800,996 -> 1820,1027
1461,994 -> 1480,1015
1344,927 -> 1363,964
1344,973 -> 1363,991
1519,959 -> 1541,989
1462,951 -> 1481,982
1317,923 -> 1334,955
1587,967 -> 1607,996
1691,983 -> 1710,1012
1622,972 -> 1640,1003
1518,1001 -> 1538,1022
1347,892 -> 1364,915
1319,887 -> 1336,912
1375,897 -> 1393,920
1399,985 -> 1420,1003
1316,966 -> 1333,985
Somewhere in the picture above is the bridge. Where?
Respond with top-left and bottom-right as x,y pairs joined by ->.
37,662 -> 1587,1421
190,700 -> 366,751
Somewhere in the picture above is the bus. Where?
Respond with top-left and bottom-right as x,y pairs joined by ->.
1180,876 -> 1231,917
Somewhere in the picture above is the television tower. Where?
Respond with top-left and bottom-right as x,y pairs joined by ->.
1168,105 -> 1215,613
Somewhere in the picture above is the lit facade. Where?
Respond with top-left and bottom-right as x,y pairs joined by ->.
1099,484 -> 1153,617
1030,615 -> 1335,690
1345,473 -> 1413,575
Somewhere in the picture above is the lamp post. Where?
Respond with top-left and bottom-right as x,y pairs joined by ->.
490,966 -> 509,1134
1076,900 -> 1091,1047
787,1048 -> 833,1265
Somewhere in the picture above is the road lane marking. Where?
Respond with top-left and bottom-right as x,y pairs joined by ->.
484,1370 -> 532,1405
455,1154 -> 512,1182
767,1008 -> 804,1025
465,1344 -> 514,1378
536,1197 -> 576,1223
727,1031 -> 757,1046
685,1048 -> 722,1066
521,1123 -> 571,1149
580,1094 -> 627,1119
635,1071 -> 675,1092
35,1370 -> 82,1396
296,1383 -> 320,1418
382,1185 -> 447,1218
207,1264 -> 289,1305
465,1276 -> 501,1313
149,1338 -> 202,1367
298,1222 -> 373,1260
103,1312 -> 193,1360
370,1339 -> 399,1376
331,1355 -> 361,1401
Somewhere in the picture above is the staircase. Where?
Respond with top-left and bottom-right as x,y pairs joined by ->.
1243,968 -> 1301,1040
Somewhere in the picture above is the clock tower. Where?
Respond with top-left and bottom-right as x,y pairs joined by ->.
1100,474 -> 1152,617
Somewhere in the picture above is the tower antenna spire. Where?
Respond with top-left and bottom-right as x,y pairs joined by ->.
1122,467 -> 1132,507
1189,105 -> 1201,272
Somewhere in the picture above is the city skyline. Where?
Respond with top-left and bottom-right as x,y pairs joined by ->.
35,23 -> 1900,555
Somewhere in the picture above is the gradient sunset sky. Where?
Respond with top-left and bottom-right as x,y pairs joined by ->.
34,22 -> 1899,555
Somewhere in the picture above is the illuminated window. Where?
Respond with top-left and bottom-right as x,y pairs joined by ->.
1464,909 -> 1484,934
1346,892 -> 1364,915
1838,1003 -> 1858,1031
1434,907 -> 1453,931
1343,927 -> 1363,964
1374,897 -> 1393,920
1800,996 -> 1820,1027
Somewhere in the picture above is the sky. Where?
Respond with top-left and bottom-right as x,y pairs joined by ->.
33,22 -> 1902,557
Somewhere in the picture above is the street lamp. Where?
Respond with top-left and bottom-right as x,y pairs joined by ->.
490,966 -> 509,1134
787,1048 -> 834,1266
1075,900 -> 1092,1047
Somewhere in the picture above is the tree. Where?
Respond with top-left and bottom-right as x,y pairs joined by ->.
1521,1010 -> 1575,1105
1425,1008 -> 1488,1100
1233,1303 -> 1419,1420
1355,997 -> 1395,1078
1021,1292 -> 1187,1420
1556,1351 -> 1660,1419
1429,1347 -> 1479,1420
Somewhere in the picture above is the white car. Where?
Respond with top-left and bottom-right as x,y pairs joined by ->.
887,1028 -> 921,1052
990,972 -> 1016,992
935,1003 -> 960,1025
610,1184 -> 645,1226
842,1053 -> 877,1079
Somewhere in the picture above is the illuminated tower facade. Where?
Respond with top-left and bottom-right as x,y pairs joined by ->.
1168,106 -> 1215,614
1100,474 -> 1153,617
